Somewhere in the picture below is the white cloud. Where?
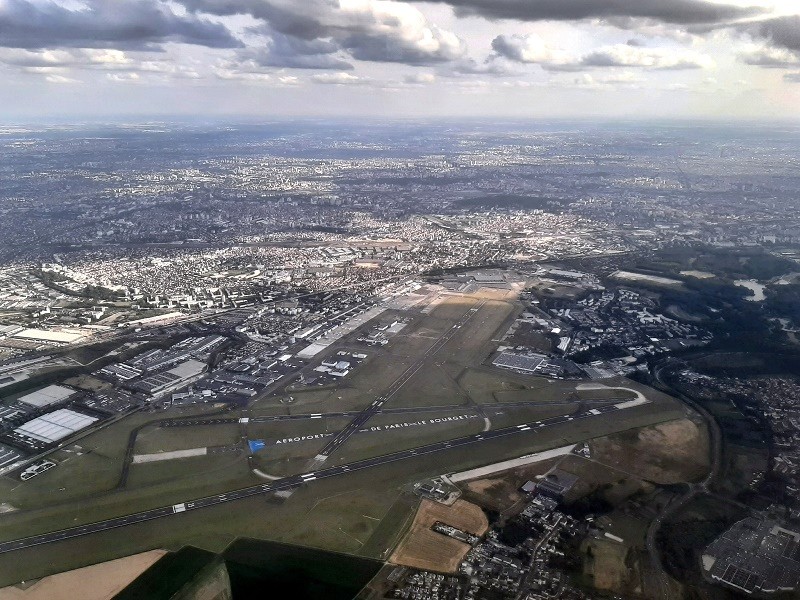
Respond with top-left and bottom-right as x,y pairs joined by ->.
44,74 -> 80,84
404,72 -> 436,84
311,72 -> 369,85
579,43 -> 715,70
492,36 -> 715,71
106,72 -> 140,82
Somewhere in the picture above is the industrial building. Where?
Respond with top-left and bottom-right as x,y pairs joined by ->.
131,359 -> 207,395
703,517 -> 800,595
493,352 -> 545,374
18,385 -> 77,409
13,409 -> 98,444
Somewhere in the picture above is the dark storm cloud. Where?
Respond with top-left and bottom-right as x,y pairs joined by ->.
241,33 -> 354,70
741,48 -> 800,68
178,0 -> 465,66
0,0 -> 241,50
407,0 -> 763,25
735,16 -> 800,53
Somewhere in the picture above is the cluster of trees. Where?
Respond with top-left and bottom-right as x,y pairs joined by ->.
765,283 -> 800,326
35,268 -> 122,301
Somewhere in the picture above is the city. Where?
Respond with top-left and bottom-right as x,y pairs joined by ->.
2,0 -> 800,598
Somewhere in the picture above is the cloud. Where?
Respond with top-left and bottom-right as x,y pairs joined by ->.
734,16 -> 800,53
106,72 -> 140,82
213,67 -> 272,81
406,0 -> 762,26
785,72 -> 800,83
579,44 -> 715,70
492,35 -> 714,71
0,47 -> 205,81
311,71 -> 369,84
740,46 -> 800,68
448,56 -> 519,76
179,0 -> 466,66
491,34 -> 570,65
234,33 -> 354,70
0,48 -> 131,70
566,71 -> 645,89
404,72 -> 435,84
45,73 -> 80,84
0,0 -> 241,50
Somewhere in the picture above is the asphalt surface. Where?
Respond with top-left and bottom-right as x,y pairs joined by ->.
0,403 -> 623,555
162,397 -> 626,428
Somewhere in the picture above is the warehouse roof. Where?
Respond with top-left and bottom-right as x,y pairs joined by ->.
18,384 -> 76,408
15,409 -> 98,444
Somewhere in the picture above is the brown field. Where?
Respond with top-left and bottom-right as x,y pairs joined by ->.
584,538 -> 630,591
62,375 -> 112,392
588,417 -> 710,484
460,458 -> 562,512
389,499 -> 488,573
0,550 -> 166,600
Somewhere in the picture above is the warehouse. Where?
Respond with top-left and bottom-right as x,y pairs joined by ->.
18,384 -> 77,409
11,328 -> 86,344
14,409 -> 98,444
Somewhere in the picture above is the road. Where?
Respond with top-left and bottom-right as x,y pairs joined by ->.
517,514 -> 563,599
643,358 -> 725,600
313,302 -> 486,461
0,403 -> 625,555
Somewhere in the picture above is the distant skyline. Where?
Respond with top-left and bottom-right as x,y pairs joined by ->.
1,0 -> 799,120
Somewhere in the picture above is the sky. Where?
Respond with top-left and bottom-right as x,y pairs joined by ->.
1,0 -> 800,120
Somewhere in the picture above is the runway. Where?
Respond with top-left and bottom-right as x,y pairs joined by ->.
0,403 -> 626,555
314,302 -> 485,460
161,396 -> 626,428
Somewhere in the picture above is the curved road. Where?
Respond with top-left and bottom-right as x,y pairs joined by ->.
643,358 -> 724,600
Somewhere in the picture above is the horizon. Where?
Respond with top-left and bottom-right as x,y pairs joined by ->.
1,0 -> 800,120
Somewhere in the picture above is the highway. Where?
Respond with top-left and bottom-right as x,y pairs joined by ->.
0,403 -> 626,555
313,303 -> 485,460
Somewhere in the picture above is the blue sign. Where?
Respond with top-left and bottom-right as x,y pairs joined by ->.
248,439 -> 266,453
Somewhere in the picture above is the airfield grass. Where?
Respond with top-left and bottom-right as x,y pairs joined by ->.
126,452 -> 249,489
0,291 -> 690,586
0,404 -> 251,512
388,363 -> 472,409
250,410 -> 486,477
134,423 -> 243,454
249,387 -> 368,414
248,294 -> 518,416
0,392 -> 684,586
0,383 -> 684,540
329,415 -> 485,466
0,411 -> 162,509
357,493 -> 419,560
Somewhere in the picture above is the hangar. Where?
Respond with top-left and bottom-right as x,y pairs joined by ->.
14,409 -> 98,444
18,385 -> 77,409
